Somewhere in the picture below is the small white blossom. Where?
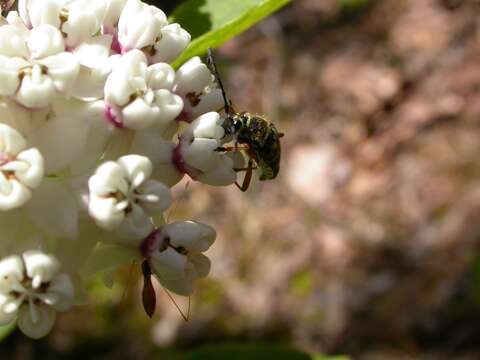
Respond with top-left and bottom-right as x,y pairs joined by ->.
174,57 -> 224,123
0,123 -> 44,210
0,24 -> 79,108
104,50 -> 183,130
70,35 -> 114,101
102,0 -> 127,33
18,0 -> 62,29
19,0 -> 107,49
141,221 -> 215,296
0,251 -> 74,339
117,0 -> 190,63
131,112 -> 237,187
88,155 -> 172,241
177,112 -> 237,186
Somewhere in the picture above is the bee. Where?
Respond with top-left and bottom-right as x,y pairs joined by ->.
207,48 -> 283,192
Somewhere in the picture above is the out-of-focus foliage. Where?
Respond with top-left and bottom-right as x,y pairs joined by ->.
338,0 -> 371,10
0,323 -> 14,342
173,343 -> 349,360
170,0 -> 291,67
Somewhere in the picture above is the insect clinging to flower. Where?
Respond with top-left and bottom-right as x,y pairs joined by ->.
207,48 -> 283,192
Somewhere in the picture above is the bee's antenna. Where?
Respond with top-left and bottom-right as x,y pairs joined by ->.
207,48 -> 233,116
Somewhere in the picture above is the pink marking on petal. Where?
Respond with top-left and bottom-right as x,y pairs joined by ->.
10,96 -> 42,111
121,46 -> 131,55
102,26 -> 127,54
140,229 -> 162,258
172,140 -> 202,181
0,154 -> 12,166
172,142 -> 187,175
104,104 -> 124,129
175,109 -> 194,123
110,35 -> 122,54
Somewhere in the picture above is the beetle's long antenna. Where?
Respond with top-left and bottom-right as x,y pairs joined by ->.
207,48 -> 232,116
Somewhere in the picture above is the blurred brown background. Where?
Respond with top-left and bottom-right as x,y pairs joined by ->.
7,0 -> 480,359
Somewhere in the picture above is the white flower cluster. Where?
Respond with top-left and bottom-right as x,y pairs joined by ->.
0,0 -> 237,338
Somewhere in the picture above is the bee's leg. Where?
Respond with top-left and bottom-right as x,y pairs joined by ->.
215,144 -> 250,152
235,158 -> 254,192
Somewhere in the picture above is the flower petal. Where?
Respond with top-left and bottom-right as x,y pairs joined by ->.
0,56 -> 24,96
26,180 -> 79,239
38,52 -> 80,94
15,67 -> 55,108
17,303 -> 56,339
48,274 -> 75,311
0,25 -> 28,58
0,255 -> 24,293
151,23 -> 190,64
189,253 -> 211,278
29,104 -> 90,174
150,247 -> 187,280
163,221 -> 216,252
147,62 -> 175,90
27,25 -> 65,60
22,250 -> 60,286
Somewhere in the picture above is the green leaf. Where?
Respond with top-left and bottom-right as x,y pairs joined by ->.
338,0 -> 371,10
175,343 -> 349,360
0,322 -> 15,342
170,0 -> 291,67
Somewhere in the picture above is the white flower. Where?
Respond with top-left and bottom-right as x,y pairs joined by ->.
62,0 -> 107,48
104,50 -> 183,130
150,23 -> 191,64
102,0 -> 127,33
19,0 -> 107,49
18,0 -> 63,29
117,0 -> 190,63
0,0 -> 249,332
70,35 -> 114,101
174,57 -> 224,122
178,112 -> 237,186
131,112 -> 236,187
0,24 -> 79,108
142,221 -> 215,296
0,251 -> 74,339
88,155 -> 172,242
0,124 -> 44,210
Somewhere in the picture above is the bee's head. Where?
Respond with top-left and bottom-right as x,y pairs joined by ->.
232,118 -> 243,133
222,114 -> 243,136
